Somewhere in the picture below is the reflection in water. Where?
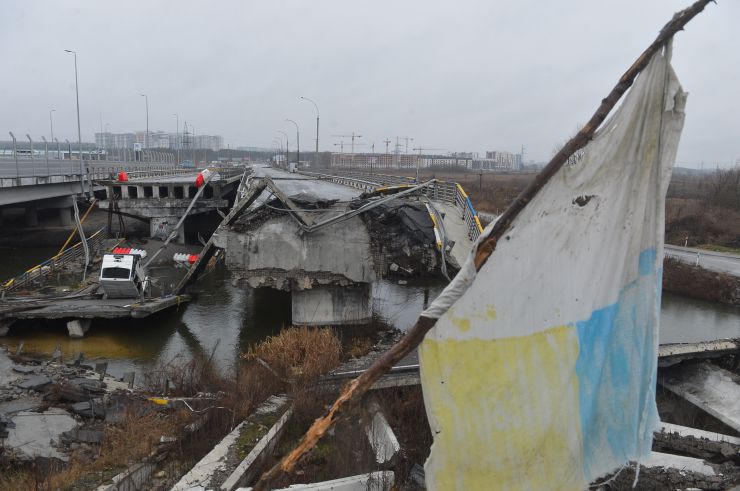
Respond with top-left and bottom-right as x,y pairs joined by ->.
1,248 -> 737,382
660,292 -> 740,344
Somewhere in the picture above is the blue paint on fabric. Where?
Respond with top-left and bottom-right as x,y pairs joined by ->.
574,248 -> 660,481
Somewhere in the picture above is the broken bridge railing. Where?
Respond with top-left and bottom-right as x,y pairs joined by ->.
299,170 -> 484,241
1,227 -> 107,293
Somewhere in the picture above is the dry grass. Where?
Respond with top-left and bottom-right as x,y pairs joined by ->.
243,326 -> 342,389
346,337 -> 374,359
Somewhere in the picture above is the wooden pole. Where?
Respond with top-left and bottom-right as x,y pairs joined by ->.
253,1 -> 714,489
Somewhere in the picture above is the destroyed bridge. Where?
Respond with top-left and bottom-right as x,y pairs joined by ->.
178,164 -> 484,326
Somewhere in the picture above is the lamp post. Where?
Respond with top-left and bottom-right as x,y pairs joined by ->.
26,134 -> 34,161
41,136 -> 49,175
173,113 -> 180,165
64,50 -> 83,163
54,137 -> 61,161
49,109 -> 56,142
277,130 -> 289,168
9,132 -> 18,183
300,96 -> 319,167
140,94 -> 149,153
64,49 -> 86,194
285,119 -> 299,166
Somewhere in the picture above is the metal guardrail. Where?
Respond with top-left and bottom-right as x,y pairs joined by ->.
0,160 -> 178,180
300,170 -> 484,241
1,227 -> 107,292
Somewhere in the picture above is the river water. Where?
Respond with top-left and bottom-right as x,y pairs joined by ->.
1,248 -> 737,383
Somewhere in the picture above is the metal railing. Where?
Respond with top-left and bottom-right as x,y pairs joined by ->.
1,227 -> 107,292
300,170 -> 484,241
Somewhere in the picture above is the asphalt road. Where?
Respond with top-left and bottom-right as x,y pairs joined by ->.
665,245 -> 740,277
251,164 -> 361,201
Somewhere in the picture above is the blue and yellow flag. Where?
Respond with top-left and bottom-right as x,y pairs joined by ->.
419,45 -> 686,490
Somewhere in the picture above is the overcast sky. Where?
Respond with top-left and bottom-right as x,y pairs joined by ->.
1,0 -> 738,167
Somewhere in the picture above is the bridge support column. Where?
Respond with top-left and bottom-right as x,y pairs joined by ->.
58,207 -> 73,226
150,216 -> 185,244
24,206 -> 38,227
292,283 -> 372,326
67,319 -> 91,338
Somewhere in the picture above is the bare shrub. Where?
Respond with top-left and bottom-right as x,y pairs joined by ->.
244,326 -> 342,388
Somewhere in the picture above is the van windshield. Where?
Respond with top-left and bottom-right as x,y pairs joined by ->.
102,267 -> 131,279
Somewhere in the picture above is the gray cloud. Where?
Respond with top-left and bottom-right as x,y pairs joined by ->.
1,0 -> 737,167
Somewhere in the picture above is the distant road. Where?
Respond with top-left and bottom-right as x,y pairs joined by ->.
665,244 -> 740,277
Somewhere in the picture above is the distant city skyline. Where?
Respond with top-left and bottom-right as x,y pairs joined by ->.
2,1 -> 739,169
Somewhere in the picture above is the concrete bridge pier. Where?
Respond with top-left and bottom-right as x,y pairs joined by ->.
24,205 -> 38,227
67,319 -> 91,338
150,216 -> 185,244
291,283 -> 372,326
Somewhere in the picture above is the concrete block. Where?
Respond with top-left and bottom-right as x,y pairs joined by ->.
292,284 -> 372,326
67,319 -> 91,338
365,400 -> 400,465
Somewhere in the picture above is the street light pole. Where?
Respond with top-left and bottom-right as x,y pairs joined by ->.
64,50 -> 83,162
300,96 -> 319,167
140,94 -> 149,154
285,119 -> 299,166
26,134 -> 34,161
9,132 -> 18,183
64,49 -> 86,194
49,109 -> 56,142
41,136 -> 49,175
277,130 -> 289,168
173,113 -> 180,165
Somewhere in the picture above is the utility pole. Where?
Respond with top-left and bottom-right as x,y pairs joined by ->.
383,139 -> 391,170
401,136 -> 414,155
173,113 -> 180,165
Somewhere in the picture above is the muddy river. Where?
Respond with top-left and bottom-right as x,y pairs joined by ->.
1,247 -> 737,383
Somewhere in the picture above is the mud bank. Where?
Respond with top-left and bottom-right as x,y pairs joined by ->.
663,257 -> 740,305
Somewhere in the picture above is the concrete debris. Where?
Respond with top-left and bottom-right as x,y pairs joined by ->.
17,374 -> 52,390
71,399 -> 106,419
3,408 -> 78,461
12,363 -> 37,374
61,427 -> 104,444
659,362 -> 740,433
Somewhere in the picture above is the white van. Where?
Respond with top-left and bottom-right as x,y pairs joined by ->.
99,254 -> 146,299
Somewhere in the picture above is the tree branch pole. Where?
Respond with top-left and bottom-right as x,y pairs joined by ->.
253,1 -> 714,489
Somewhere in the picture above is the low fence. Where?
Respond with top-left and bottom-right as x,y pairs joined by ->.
300,170 -> 484,241
1,227 -> 107,293
1,160 -> 177,180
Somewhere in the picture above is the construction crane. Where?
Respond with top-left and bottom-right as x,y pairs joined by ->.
397,136 -> 414,154
412,147 -> 446,183
383,139 -> 392,154
330,132 -> 362,155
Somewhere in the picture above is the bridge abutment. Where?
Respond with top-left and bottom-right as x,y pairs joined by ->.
292,284 -> 372,326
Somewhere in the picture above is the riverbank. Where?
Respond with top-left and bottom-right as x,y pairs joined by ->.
663,257 -> 740,305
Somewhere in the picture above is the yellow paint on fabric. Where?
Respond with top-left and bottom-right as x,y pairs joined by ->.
419,325 -> 586,491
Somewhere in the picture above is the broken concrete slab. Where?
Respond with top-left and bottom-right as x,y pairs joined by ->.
71,399 -> 106,419
4,408 -> 77,461
171,420 -> 250,491
658,340 -> 740,367
237,470 -> 395,491
61,427 -> 104,444
17,374 -> 52,391
659,362 -> 740,433
12,364 -> 37,374
94,461 -> 156,491
221,399 -> 293,491
0,395 -> 43,415
642,451 -> 715,476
